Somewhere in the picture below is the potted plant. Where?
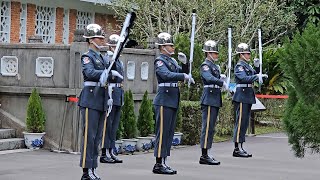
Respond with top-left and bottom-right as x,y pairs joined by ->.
23,88 -> 46,149
121,90 -> 138,154
136,91 -> 154,151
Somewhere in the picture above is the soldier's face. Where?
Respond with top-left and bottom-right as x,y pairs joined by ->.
92,37 -> 105,46
109,46 -> 116,52
242,53 -> 251,61
208,52 -> 219,60
161,45 -> 175,55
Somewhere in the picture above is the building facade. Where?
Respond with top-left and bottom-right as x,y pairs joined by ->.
0,0 -> 118,44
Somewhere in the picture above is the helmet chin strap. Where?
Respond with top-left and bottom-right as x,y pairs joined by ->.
163,46 -> 174,55
240,54 -> 250,61
91,41 -> 107,50
208,53 -> 218,62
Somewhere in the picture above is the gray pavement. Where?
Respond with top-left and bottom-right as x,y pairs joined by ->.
0,133 -> 319,180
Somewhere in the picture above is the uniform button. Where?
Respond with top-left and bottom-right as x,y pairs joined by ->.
242,89 -> 245,92
166,90 -> 169,93
90,89 -> 93,92
210,90 -> 212,93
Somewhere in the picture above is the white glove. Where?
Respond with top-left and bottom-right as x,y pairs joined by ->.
256,73 -> 268,78
177,52 -> 187,64
254,58 -> 260,67
256,74 -> 268,84
222,82 -> 229,91
107,99 -> 113,106
111,70 -> 123,79
189,77 -> 195,84
107,51 -> 113,57
220,74 -> 227,82
184,73 -> 191,80
99,69 -> 109,87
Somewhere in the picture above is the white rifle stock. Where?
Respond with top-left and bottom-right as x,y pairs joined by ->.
105,11 -> 136,117
258,28 -> 263,92
188,9 -> 197,88
227,27 -> 232,89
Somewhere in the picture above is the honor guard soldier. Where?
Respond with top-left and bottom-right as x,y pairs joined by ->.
100,34 -> 124,164
152,32 -> 194,175
199,40 -> 228,165
232,43 -> 267,158
79,24 -> 108,180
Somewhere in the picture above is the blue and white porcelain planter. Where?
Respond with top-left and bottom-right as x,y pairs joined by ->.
113,140 -> 123,155
23,132 -> 46,149
172,132 -> 183,146
121,139 -> 138,154
136,137 -> 153,152
148,134 -> 156,149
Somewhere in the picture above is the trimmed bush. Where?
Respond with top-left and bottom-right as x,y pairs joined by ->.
116,117 -> 124,140
121,90 -> 137,139
26,88 -> 46,133
175,105 -> 182,133
180,98 -> 285,145
255,98 -> 286,128
137,91 -> 154,137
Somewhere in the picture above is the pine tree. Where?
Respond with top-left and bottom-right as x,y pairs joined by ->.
122,90 -> 137,139
26,88 -> 46,133
279,22 -> 320,157
137,91 -> 154,137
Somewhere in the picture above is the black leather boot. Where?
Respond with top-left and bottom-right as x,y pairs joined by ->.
100,155 -> 116,163
233,147 -> 250,158
110,148 -> 123,163
152,157 -> 175,175
241,143 -> 252,157
163,158 -> 177,174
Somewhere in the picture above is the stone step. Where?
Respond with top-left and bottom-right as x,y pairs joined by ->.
0,138 -> 25,151
0,129 -> 16,139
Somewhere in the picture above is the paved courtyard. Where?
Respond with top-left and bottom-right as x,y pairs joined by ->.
0,133 -> 319,180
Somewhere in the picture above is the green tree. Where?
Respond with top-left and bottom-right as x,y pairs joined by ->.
137,91 -> 154,137
122,90 -> 138,139
26,88 -> 46,133
111,0 -> 296,47
287,0 -> 320,28
279,23 -> 320,157
256,47 -> 290,95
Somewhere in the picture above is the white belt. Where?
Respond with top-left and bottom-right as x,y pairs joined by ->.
158,83 -> 178,87
109,83 -> 123,88
236,84 -> 252,87
83,81 -> 102,87
204,84 -> 221,88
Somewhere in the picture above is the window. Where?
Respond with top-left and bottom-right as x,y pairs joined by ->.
35,6 -> 56,43
0,1 -> 11,43
63,9 -> 69,44
76,11 -> 94,30
19,3 -> 27,43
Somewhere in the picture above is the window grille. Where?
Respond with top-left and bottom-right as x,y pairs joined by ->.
76,11 -> 94,30
19,3 -> 27,43
62,9 -> 69,44
0,1 -> 11,43
35,6 -> 56,43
